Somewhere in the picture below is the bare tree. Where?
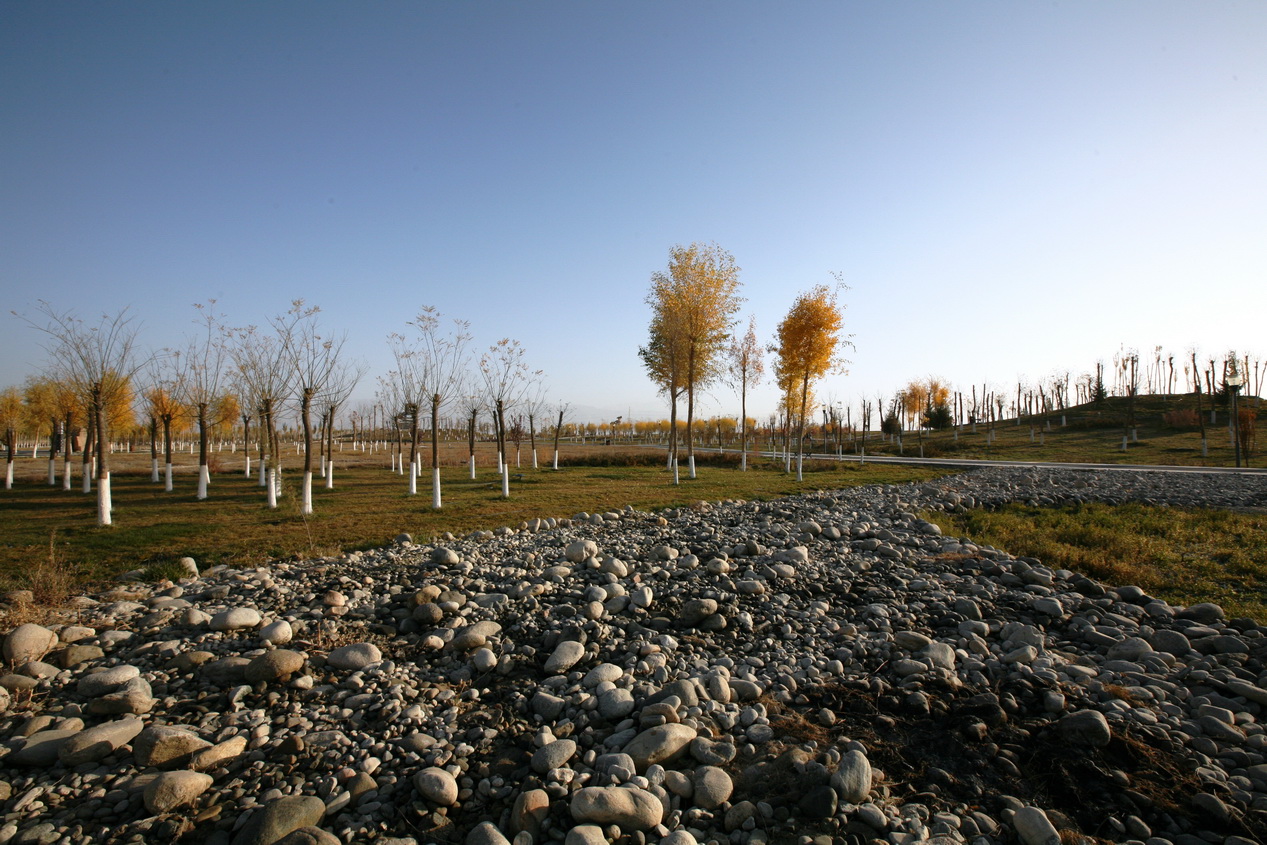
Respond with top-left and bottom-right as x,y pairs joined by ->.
19,303 -> 147,526
272,301 -> 350,516
480,338 -> 540,498
725,315 -> 765,471
551,401 -> 570,470
318,359 -> 364,490
230,323 -> 292,507
175,302 -> 229,500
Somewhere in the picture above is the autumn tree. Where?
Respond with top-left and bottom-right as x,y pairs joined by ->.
230,323 -> 293,507
725,316 -> 765,471
20,303 -> 146,526
143,363 -> 186,492
773,283 -> 850,481
0,387 -> 22,489
645,243 -> 743,479
639,310 -> 687,481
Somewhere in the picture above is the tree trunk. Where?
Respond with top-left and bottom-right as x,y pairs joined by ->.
552,408 -> 563,470
431,395 -> 442,508
91,383 -> 111,526
468,408 -> 477,479
301,388 -> 314,515
497,399 -> 509,498
197,402 -> 210,500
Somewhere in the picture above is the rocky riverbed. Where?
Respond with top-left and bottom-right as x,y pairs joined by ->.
2,466 -> 1266,845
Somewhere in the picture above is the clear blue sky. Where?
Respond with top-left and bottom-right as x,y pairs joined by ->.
3,1 -> 1264,424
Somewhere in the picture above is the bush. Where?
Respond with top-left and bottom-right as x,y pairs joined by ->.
922,404 -> 954,430
881,415 -> 902,436
1162,409 -> 1200,430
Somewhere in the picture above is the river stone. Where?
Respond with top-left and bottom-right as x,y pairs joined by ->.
466,821 -> 512,845
623,723 -> 697,771
58,716 -> 144,766
414,767 -> 459,805
532,738 -> 577,774
10,729 -> 77,766
565,540 -> 598,562
210,607 -> 262,631
569,786 -> 664,831
3,624 -> 58,664
77,664 -> 140,696
510,787 -> 551,836
327,642 -> 382,670
691,766 -> 733,809
135,725 -> 213,768
275,830 -> 342,845
832,749 -> 872,803
259,619 -> 294,645
1058,709 -> 1112,747
231,795 -> 326,845
1013,806 -> 1061,845
191,735 -> 248,772
144,770 -> 213,813
244,649 -> 306,684
89,676 -> 154,714
564,826 -> 606,845
58,644 -> 104,669
544,640 -> 585,673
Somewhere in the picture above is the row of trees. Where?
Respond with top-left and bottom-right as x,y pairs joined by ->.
639,243 -> 851,483
4,299 -> 570,526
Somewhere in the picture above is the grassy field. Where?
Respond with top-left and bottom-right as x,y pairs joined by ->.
0,442 -> 944,599
927,503 -> 1267,623
810,394 -> 1262,467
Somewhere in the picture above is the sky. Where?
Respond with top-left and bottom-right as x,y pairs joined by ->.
3,1 -> 1265,425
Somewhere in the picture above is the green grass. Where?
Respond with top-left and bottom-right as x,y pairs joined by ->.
0,452 -> 944,594
927,503 -> 1267,623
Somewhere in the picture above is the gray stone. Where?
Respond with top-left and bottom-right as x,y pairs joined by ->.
3,624 -> 57,664
144,770 -> 213,813
832,749 -> 872,803
10,728 -> 77,766
544,640 -> 585,673
210,607 -> 262,630
532,738 -> 577,774
692,765 -> 733,809
58,716 -> 144,766
1058,709 -> 1112,747
244,649 -> 306,684
1013,806 -> 1060,845
569,786 -> 664,831
414,766 -> 459,805
135,725 -> 213,768
327,642 -> 382,670
231,795 -> 326,845
623,723 -> 696,772
465,822 -> 511,845
275,830 -> 342,845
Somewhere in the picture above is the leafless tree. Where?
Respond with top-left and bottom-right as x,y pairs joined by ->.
175,302 -> 229,500
229,323 -> 292,507
480,338 -> 541,498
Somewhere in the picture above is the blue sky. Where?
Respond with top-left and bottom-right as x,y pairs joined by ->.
3,1 -> 1264,424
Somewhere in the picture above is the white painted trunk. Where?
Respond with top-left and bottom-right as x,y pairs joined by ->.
98,476 -> 112,526
267,468 -> 277,508
688,455 -> 696,479
83,469 -> 92,493
63,463 -> 72,490
165,464 -> 173,492
796,453 -> 803,482
409,470 -> 417,495
244,455 -> 251,476
258,462 -> 267,487
552,450 -> 559,470
5,463 -> 13,488
673,459 -> 680,485
741,452 -> 747,471
1121,436 -> 1128,451
497,452 -> 503,474
151,458 -> 160,482
326,463 -> 333,489
532,450 -> 537,469
48,460 -> 56,485
469,455 -> 476,479
320,455 -> 326,477
32,444 -> 39,460
197,466 -> 209,500
432,467 -> 441,509
501,465 -> 509,498
301,471 -> 313,514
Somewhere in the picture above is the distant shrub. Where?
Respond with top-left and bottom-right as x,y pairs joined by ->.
1162,409 -> 1200,430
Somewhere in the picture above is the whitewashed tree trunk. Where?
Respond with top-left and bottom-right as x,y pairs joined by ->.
258,461 -> 267,487
151,458 -> 159,482
741,452 -> 747,471
688,455 -> 696,479
267,468 -> 277,508
5,463 -> 12,489
469,455 -> 476,479
244,455 -> 251,476
409,465 -> 417,495
197,466 -> 209,500
532,450 -> 537,469
32,444 -> 39,460
796,453 -> 803,482
673,459 -> 680,485
497,452 -> 504,474
63,463 -> 72,490
326,463 -> 333,489
165,463 -> 173,492
501,465 -> 510,498
98,475 -> 111,526
320,455 -> 326,477
83,468 -> 92,493
47,460 -> 56,485
552,450 -> 559,470
301,471 -> 313,515
432,467 -> 441,509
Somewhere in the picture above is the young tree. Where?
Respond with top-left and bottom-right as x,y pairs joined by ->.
175,302 -> 229,500
273,301 -> 351,516
551,401 -> 570,470
0,387 -> 22,489
317,361 -> 363,490
19,303 -> 147,526
639,311 -> 687,481
480,338 -> 539,498
773,284 -> 850,481
230,323 -> 293,507
725,316 -> 765,471
645,243 -> 743,479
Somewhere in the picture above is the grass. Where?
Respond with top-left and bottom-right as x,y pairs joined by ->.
0,443 -> 945,595
835,394 -> 1262,467
927,502 -> 1267,623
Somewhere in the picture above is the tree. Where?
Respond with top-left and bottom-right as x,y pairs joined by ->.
479,339 -> 540,498
551,401 -> 570,469
639,310 -> 687,481
645,243 -> 743,479
0,387 -> 22,489
230,322 -> 293,508
773,284 -> 850,481
19,303 -> 146,526
272,301 -> 351,516
175,302 -> 229,500
725,316 -> 765,471
143,369 -> 185,492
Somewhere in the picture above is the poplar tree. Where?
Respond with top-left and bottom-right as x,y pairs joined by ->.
645,243 -> 743,479
725,316 -> 764,471
773,284 -> 850,481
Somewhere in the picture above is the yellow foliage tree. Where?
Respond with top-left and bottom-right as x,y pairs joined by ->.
645,243 -> 743,478
1,387 -> 22,488
774,284 -> 850,480
726,316 -> 765,470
